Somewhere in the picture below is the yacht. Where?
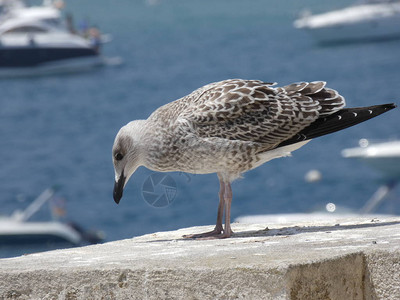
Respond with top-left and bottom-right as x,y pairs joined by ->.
342,139 -> 400,213
342,138 -> 400,178
294,1 -> 400,44
0,0 -> 105,77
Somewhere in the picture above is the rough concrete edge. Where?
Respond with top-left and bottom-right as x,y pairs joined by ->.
285,252 -> 366,300
0,266 -> 288,300
285,248 -> 400,300
363,249 -> 400,300
1,250 -> 399,300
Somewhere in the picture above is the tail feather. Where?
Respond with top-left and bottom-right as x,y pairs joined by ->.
277,103 -> 396,148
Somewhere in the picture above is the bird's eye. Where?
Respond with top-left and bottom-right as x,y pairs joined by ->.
114,153 -> 124,161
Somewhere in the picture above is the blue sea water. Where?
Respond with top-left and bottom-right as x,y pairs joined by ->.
1,0 -> 399,258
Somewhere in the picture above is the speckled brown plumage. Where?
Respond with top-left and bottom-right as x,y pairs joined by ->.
140,79 -> 345,178
112,79 -> 396,238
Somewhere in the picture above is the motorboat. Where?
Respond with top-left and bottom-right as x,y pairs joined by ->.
0,19 -> 103,77
0,187 -> 104,246
0,1 -> 106,77
294,0 -> 400,44
342,139 -> 400,214
342,138 -> 400,178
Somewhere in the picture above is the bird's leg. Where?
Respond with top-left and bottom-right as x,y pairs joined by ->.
183,175 -> 225,239
219,181 -> 233,238
189,180 -> 234,239
214,175 -> 225,233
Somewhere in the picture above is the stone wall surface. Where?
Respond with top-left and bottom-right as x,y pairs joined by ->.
0,216 -> 399,299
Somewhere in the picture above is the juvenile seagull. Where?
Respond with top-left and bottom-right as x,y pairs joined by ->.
112,79 -> 396,239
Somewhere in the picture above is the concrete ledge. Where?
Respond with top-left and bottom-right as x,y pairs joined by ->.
0,216 -> 399,299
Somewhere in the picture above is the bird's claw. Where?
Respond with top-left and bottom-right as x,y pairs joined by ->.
183,228 -> 232,239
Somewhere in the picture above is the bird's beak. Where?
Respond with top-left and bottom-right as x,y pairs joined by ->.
113,170 -> 126,204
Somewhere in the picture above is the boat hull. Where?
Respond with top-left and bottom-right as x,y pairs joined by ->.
0,233 -> 77,245
0,55 -> 104,77
294,3 -> 400,44
342,141 -> 400,178
0,46 -> 98,67
0,220 -> 82,245
305,16 -> 400,44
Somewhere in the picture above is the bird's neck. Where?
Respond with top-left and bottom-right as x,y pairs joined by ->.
135,118 -> 171,171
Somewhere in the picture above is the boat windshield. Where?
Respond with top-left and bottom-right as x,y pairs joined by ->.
3,25 -> 48,34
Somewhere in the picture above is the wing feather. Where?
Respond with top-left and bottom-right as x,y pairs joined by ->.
173,79 -> 345,150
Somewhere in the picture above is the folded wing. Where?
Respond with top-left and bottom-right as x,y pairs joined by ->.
178,79 -> 346,151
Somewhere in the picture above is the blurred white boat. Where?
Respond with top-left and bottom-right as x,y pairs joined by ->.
342,139 -> 400,214
0,0 -> 111,77
342,138 -> 400,178
294,0 -> 400,44
0,188 -> 104,245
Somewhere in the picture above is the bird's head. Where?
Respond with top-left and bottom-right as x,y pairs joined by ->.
112,120 -> 146,204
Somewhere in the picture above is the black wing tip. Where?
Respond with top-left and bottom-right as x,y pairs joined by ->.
384,103 -> 397,110
276,102 -> 396,148
366,103 -> 396,112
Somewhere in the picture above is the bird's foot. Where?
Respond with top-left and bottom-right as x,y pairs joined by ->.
183,228 -> 232,239
183,227 -> 223,239
199,231 -> 233,240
